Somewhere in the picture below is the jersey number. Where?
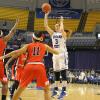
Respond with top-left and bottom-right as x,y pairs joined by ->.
55,39 -> 58,44
54,39 -> 59,48
33,47 -> 40,55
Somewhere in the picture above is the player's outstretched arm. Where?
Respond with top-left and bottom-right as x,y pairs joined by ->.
5,57 -> 16,78
0,51 -> 17,60
60,16 -> 67,39
4,18 -> 19,42
60,16 -> 73,39
45,44 -> 59,55
60,16 -> 64,32
5,57 -> 15,68
0,44 -> 28,60
44,12 -> 54,36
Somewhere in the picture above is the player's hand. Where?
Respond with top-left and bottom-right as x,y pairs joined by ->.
15,17 -> 19,26
60,16 -> 64,21
13,17 -> 19,28
45,11 -> 50,16
16,17 -> 19,23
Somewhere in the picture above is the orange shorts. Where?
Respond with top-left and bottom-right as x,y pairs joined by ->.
19,64 -> 49,88
15,68 -> 23,81
0,62 -> 5,81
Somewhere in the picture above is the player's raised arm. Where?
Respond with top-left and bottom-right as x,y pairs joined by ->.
45,44 -> 59,55
44,12 -> 54,36
59,16 -> 67,38
60,16 -> 72,39
60,16 -> 64,32
4,18 -> 19,42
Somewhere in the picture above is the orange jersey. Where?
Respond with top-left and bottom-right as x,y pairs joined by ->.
16,54 -> 27,68
0,38 -> 6,80
0,38 -> 6,66
19,42 -> 49,88
15,54 -> 27,81
27,42 -> 46,62
0,38 -> 6,57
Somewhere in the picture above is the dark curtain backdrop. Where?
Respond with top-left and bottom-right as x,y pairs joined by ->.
68,50 -> 100,70
44,49 -> 100,70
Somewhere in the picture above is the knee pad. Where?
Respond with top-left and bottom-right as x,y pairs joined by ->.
44,85 -> 49,93
61,75 -> 67,81
14,80 -> 19,89
61,70 -> 67,81
54,72 -> 60,81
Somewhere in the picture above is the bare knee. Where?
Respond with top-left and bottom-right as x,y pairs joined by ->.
44,85 -> 50,93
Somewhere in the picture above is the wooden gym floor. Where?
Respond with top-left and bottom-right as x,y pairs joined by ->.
0,83 -> 100,100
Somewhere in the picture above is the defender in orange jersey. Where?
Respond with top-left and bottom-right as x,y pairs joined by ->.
5,53 -> 27,99
0,31 -> 59,100
0,18 -> 19,100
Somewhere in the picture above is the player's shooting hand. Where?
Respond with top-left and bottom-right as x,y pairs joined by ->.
45,11 -> 50,16
60,16 -> 64,21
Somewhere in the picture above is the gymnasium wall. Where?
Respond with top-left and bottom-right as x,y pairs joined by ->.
0,0 -> 99,11
68,49 -> 100,70
70,0 -> 85,9
0,0 -> 48,10
0,0 -> 32,9
0,7 -> 29,30
86,0 -> 100,10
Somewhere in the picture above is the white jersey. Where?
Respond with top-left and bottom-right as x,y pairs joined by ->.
51,32 -> 68,71
51,32 -> 67,53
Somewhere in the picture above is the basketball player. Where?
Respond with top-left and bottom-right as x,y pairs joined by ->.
0,31 -> 59,100
44,12 -> 72,99
5,52 -> 27,100
0,18 -> 19,100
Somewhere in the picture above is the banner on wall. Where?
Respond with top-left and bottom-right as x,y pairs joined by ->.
35,8 -> 82,19
49,0 -> 70,8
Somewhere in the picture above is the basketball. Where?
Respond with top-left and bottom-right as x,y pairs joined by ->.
42,3 -> 51,13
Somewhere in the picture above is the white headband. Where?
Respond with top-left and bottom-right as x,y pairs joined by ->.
0,30 -> 3,37
32,33 -> 43,41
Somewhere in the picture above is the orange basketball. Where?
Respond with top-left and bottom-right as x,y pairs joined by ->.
42,3 -> 51,13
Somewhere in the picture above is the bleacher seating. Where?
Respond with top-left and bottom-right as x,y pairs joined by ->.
84,11 -> 100,32
0,7 -> 29,30
66,32 -> 96,47
34,18 -> 79,32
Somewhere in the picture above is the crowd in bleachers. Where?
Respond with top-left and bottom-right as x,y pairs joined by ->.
48,69 -> 100,85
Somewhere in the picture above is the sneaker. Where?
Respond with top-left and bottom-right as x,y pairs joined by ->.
58,91 -> 68,99
51,90 -> 59,98
9,95 -> 13,100
9,87 -> 12,95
